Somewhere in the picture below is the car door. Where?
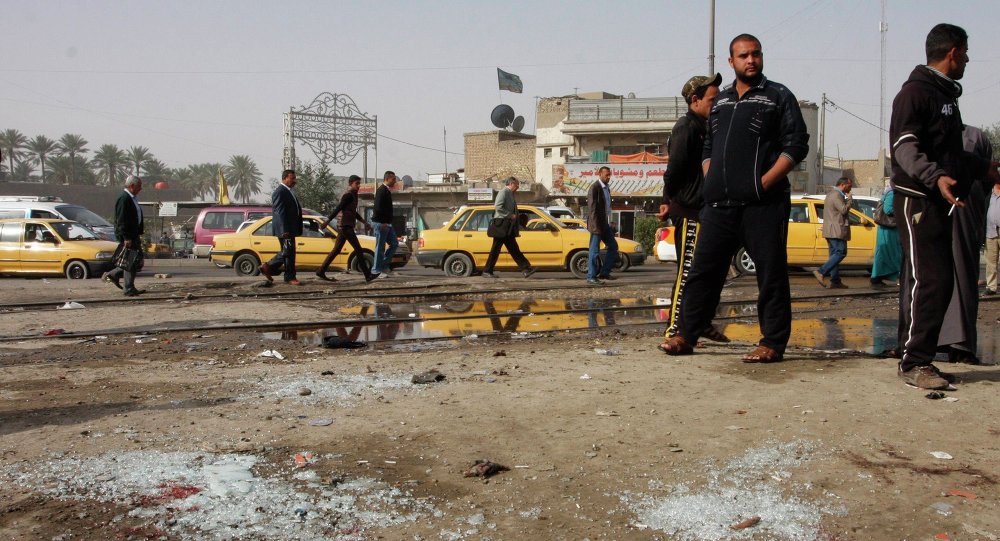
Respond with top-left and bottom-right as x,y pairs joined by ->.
20,222 -> 62,274
515,209 -> 562,267
249,219 -> 281,262
460,210 -> 497,267
295,217 -> 333,268
843,210 -> 877,265
785,202 -> 815,264
0,222 -> 21,273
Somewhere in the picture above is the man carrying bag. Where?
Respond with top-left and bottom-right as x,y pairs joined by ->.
103,175 -> 145,296
481,177 -> 536,278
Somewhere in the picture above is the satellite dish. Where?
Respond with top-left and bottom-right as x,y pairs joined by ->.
401,174 -> 413,187
490,104 -> 516,129
511,116 -> 525,133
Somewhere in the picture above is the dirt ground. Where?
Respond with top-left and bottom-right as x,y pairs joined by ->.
2,269 -> 999,541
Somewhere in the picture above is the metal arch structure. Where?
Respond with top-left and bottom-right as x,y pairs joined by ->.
282,92 -> 377,179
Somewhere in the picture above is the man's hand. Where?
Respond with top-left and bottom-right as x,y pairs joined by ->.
319,221 -> 328,229
937,176 -> 965,207
282,232 -> 291,239
124,239 -> 132,248
380,223 -> 389,233
656,203 -> 670,221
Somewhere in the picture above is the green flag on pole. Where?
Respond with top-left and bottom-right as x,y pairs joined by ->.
497,68 -> 523,93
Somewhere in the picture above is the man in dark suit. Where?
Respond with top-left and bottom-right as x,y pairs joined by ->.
103,175 -> 145,296
260,169 -> 303,285
586,166 -> 618,285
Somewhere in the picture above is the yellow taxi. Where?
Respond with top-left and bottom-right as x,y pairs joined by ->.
0,218 -> 119,279
734,196 -> 878,274
209,215 -> 410,276
416,204 -> 645,278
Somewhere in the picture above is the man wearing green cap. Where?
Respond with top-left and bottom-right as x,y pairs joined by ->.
657,73 -> 728,351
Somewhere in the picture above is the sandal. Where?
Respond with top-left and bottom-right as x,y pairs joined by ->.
657,335 -> 693,356
701,325 -> 730,343
741,344 -> 783,363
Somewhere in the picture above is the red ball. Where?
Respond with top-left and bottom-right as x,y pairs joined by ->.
154,181 -> 169,189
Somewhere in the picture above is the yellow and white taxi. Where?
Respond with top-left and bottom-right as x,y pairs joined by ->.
0,218 -> 119,279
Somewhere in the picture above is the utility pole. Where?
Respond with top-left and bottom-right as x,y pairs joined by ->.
708,0 -> 716,74
443,126 -> 448,176
878,0 -> 888,188
819,93 -> 827,188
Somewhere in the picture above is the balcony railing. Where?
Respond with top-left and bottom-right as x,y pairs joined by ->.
567,97 -> 686,122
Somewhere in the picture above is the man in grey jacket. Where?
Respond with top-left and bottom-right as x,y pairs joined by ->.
586,166 -> 618,285
814,177 -> 853,289
481,177 -> 536,278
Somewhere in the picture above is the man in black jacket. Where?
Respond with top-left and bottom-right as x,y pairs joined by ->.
586,166 -> 617,285
889,24 -> 1000,389
316,175 -> 376,282
659,34 -> 809,363
103,175 -> 145,296
657,73 -> 728,347
260,169 -> 303,285
371,171 -> 399,278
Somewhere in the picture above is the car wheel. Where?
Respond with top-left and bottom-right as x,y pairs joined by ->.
443,253 -> 474,277
735,247 -> 757,275
614,253 -> 631,272
65,260 -> 89,280
569,251 -> 589,279
233,253 -> 260,276
350,251 -> 375,273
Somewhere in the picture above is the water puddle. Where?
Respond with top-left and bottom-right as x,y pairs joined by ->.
263,298 -> 997,363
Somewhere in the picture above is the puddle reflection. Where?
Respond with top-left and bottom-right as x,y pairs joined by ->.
263,299 -> 997,363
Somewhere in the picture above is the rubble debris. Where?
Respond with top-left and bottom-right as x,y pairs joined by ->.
945,489 -> 977,500
580,373 -> 592,380
593,348 -> 620,355
412,370 -> 445,384
929,451 -> 953,460
43,328 -> 66,336
57,301 -> 85,310
463,460 -> 509,478
930,502 -> 953,516
298,387 -> 312,396
926,391 -> 946,399
309,418 -> 334,427
257,349 -> 285,360
493,350 -> 506,357
322,336 -> 367,349
730,516 -> 761,530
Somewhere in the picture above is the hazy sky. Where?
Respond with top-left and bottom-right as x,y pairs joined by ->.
3,0 -> 998,185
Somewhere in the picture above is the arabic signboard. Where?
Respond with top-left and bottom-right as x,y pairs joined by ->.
468,188 -> 494,202
158,202 -> 178,217
550,164 -> 665,197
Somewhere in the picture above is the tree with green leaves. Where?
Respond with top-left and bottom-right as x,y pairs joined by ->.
26,135 -> 57,183
56,133 -> 88,184
142,159 -> 171,184
91,144 -> 129,186
127,145 -> 155,176
11,161 -> 35,182
0,129 -> 29,180
182,162 -> 223,200
225,154 -> 264,203
981,122 -> 1000,156
293,162 -> 342,215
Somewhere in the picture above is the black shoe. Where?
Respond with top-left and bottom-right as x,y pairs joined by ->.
315,270 -> 336,282
598,274 -> 617,281
984,289 -> 996,296
123,288 -> 145,297
365,273 -> 379,283
523,267 -> 537,278
870,280 -> 887,290
102,272 -> 122,290
586,278 -> 604,286
481,271 -> 498,278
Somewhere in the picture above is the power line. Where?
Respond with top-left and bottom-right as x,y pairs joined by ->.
826,98 -> 886,133
378,133 -> 463,156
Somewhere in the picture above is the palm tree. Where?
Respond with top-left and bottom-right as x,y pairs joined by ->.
11,161 -> 35,182
143,159 -> 170,184
46,155 -> 75,184
0,129 -> 29,180
26,135 -> 57,183
183,162 -> 223,200
127,145 -> 154,176
225,155 -> 263,203
56,133 -> 89,184
91,144 -> 128,186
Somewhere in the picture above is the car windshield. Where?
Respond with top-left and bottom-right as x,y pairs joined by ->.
51,221 -> 100,240
56,205 -> 113,228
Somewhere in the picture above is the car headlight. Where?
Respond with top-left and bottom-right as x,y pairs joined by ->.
95,251 -> 113,259
634,244 -> 644,253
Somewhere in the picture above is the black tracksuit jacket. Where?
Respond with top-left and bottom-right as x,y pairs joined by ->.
663,111 -> 707,220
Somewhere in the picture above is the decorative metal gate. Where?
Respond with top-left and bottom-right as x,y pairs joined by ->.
282,93 -> 377,178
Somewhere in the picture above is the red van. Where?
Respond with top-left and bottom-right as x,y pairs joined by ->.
192,206 -> 273,257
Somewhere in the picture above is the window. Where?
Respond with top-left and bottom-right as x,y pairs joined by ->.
543,148 -> 552,158
52,222 -> 97,240
560,147 -> 568,158
449,210 -> 473,231
204,211 -> 245,229
463,210 -> 495,232
29,210 -> 58,219
301,219 -> 325,238
0,223 -> 20,242
252,221 -> 273,236
247,211 -> 270,221
789,204 -> 809,223
24,223 -> 49,242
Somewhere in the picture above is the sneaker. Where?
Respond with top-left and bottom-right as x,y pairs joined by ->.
523,267 -> 537,278
598,274 -> 617,281
586,278 -> 604,286
828,282 -> 849,289
812,270 -> 827,287
897,363 -> 950,390
929,364 -> 958,383
259,263 -> 274,283
102,272 -> 122,290
481,271 -> 498,278
985,289 -> 997,296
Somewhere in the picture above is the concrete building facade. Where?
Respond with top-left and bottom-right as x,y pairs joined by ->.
463,130 -> 535,183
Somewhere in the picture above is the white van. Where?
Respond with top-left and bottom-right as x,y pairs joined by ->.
0,196 -> 116,240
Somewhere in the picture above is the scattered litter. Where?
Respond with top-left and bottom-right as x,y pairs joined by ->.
934,534 -> 951,541
298,388 -> 312,396
321,370 -> 335,376
154,273 -> 172,279
942,397 -> 959,402
463,460 -> 509,478
580,373 -> 592,380
136,337 -> 159,344
596,410 -> 619,417
463,334 -> 479,341
384,460 -> 396,465
493,350 -> 506,357
945,489 -> 977,500
244,373 -> 415,406
257,349 -> 285,360
322,336 -> 367,349
929,451 -> 953,460
962,523 -> 999,540
930,502 -> 953,516
57,301 -> 85,310
412,370 -> 445,384
408,313 -> 416,317
735,410 -> 748,415
43,328 -> 66,336
235,343 -> 247,350
429,304 -> 442,309
730,516 -> 761,530
293,452 -> 315,467
593,348 -> 619,355
926,391 -> 947,400
308,418 -> 334,427
514,465 -> 531,469
724,426 -> 745,431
